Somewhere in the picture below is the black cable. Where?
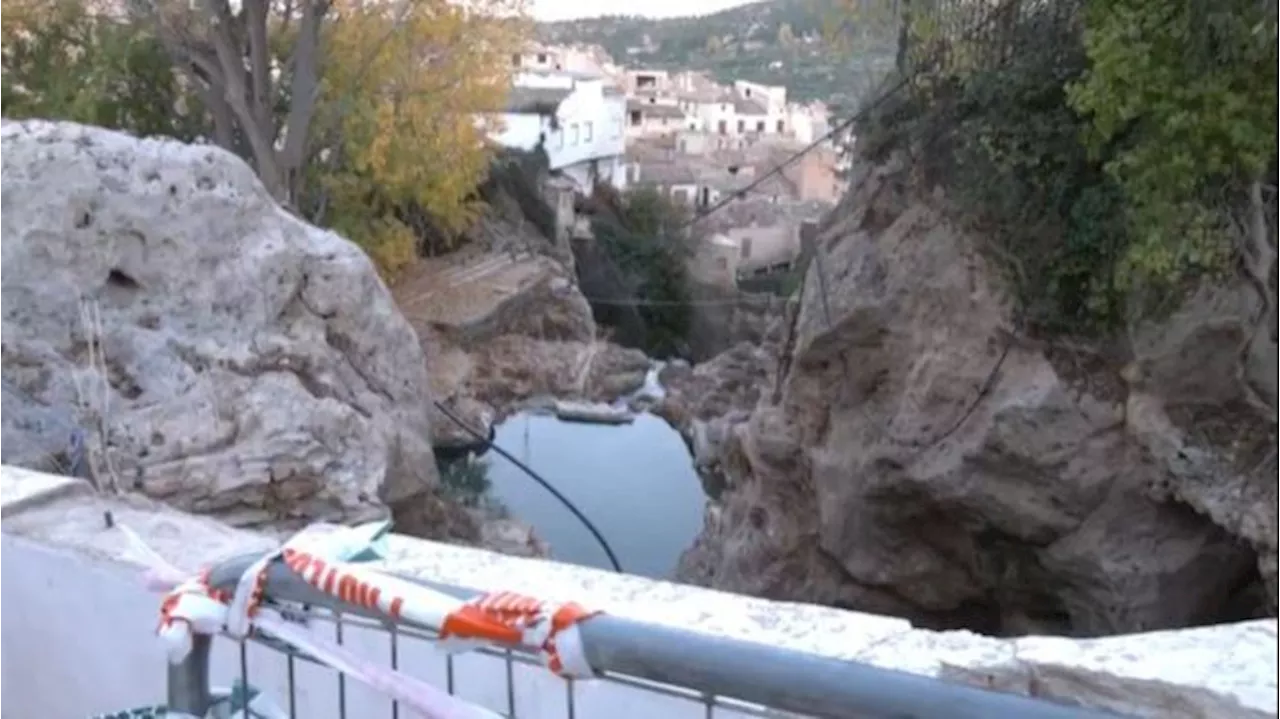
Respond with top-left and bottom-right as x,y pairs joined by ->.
432,400 -> 624,573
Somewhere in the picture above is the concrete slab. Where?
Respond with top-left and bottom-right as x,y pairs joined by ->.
0,466 -> 93,519
1,482 -> 275,572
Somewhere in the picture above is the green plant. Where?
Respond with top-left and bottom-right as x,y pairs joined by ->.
852,0 -> 1276,338
590,186 -> 695,357
874,2 -> 1131,336
438,456 -> 494,509
1068,0 -> 1277,300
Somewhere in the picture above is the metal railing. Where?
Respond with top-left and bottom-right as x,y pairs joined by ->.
162,550 -> 1133,719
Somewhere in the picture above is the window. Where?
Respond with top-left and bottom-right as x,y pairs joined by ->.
737,119 -> 745,133
756,120 -> 765,132
511,53 -> 521,67
536,53 -> 548,63
629,110 -> 642,126
744,88 -> 752,97
570,123 -> 579,145
720,104 -> 728,111
717,120 -> 727,135
740,237 -> 753,259
584,121 -> 593,141
776,119 -> 785,133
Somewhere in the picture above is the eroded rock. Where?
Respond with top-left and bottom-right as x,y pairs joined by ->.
676,152 -> 1278,634
1,120 -> 438,528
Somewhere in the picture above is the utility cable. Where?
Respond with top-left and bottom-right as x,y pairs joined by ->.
432,399 -> 624,573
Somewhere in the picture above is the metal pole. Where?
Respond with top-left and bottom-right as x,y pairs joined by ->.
206,554 -> 1130,719
167,633 -> 213,717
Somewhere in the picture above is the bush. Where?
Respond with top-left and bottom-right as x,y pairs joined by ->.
856,0 -> 1276,338
942,30 -> 1132,334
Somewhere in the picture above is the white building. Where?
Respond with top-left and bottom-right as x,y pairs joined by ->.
490,70 -> 628,194
511,43 -> 623,86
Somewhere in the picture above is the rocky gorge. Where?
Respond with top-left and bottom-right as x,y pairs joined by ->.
664,149 -> 1279,637
4,117 -> 1276,645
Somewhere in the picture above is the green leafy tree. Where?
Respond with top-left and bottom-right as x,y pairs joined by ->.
1068,0 -> 1278,293
2,0 -> 206,141
591,186 -> 694,357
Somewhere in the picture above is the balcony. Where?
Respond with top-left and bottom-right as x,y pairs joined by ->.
1,465 -> 1275,719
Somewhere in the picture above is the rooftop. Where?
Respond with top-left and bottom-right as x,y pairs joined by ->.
732,97 -> 769,115
505,86 -> 571,115
519,68 -> 604,82
628,101 -> 687,119
638,162 -> 698,186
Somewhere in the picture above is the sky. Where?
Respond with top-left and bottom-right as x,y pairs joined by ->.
530,0 -> 761,22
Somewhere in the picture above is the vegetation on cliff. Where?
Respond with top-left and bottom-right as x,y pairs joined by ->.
856,0 -> 1277,342
2,0 -> 531,279
588,186 -> 695,358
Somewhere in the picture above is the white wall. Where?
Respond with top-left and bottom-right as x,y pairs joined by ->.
490,75 -> 627,185
492,112 -> 553,155
0,535 -> 763,719
733,81 -> 786,111
551,82 -> 625,170
2,467 -> 1274,719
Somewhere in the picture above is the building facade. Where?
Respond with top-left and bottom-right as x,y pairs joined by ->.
490,70 -> 628,194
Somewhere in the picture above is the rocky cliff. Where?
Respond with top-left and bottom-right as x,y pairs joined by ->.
1,119 -> 439,529
675,151 -> 1278,636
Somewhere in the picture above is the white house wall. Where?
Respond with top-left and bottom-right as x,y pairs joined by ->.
492,112 -> 553,154
489,74 -> 627,193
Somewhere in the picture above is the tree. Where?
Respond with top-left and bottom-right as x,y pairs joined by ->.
591,186 -> 694,357
1068,0 -> 1278,296
130,0 -> 333,206
2,0 -> 205,141
119,0 -> 528,277
313,0 -> 528,275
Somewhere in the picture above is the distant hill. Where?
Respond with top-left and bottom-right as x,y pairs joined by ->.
536,0 -> 896,113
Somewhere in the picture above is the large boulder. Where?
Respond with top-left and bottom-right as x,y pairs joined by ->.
677,151 -> 1278,634
1,120 -> 439,529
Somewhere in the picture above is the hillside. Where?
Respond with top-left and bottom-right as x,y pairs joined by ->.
536,0 -> 896,112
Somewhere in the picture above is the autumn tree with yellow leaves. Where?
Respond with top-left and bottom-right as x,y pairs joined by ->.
315,0 -> 530,276
4,0 -> 530,278
137,0 -> 529,277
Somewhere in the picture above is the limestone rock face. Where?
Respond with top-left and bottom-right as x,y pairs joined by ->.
677,152 -> 1278,634
1,120 -> 439,528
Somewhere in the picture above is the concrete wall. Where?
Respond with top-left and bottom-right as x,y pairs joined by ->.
493,75 -> 626,178
1,466 -> 1276,719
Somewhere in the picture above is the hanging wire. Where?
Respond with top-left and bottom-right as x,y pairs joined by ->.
432,399 -> 624,573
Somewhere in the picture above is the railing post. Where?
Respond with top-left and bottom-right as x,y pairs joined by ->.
167,634 -> 213,717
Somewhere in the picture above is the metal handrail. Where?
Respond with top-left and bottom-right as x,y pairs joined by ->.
168,551 -> 1133,719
